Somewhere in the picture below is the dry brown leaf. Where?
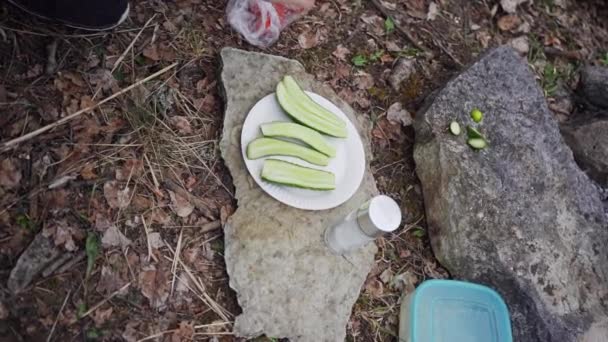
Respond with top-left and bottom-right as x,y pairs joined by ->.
101,225 -> 132,248
365,279 -> 384,298
220,204 -> 235,226
132,194 -> 153,211
168,116 -> 193,135
149,208 -> 171,225
96,265 -> 127,295
332,44 -> 351,61
354,90 -> 371,109
354,72 -> 375,90
103,181 -> 132,209
386,102 -> 413,127
122,321 -> 140,342
139,266 -> 169,309
92,307 -> 113,327
0,159 -> 22,189
171,321 -> 195,342
169,191 -> 194,218
42,219 -> 84,251
116,159 -> 144,181
497,15 -> 521,31
298,29 -> 321,49
385,41 -> 401,52
80,163 -> 97,180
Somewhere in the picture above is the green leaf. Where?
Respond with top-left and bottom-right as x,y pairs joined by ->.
385,16 -> 395,34
351,54 -> 368,67
600,52 -> 608,66
85,233 -> 100,279
369,50 -> 385,62
86,328 -> 101,339
77,303 -> 87,319
412,228 -> 426,238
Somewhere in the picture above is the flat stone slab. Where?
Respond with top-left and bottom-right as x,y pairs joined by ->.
414,46 -> 608,341
219,48 -> 377,341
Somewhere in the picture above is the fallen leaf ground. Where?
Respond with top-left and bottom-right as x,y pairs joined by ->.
0,0 -> 606,341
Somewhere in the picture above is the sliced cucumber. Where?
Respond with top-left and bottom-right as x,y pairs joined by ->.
449,121 -> 461,136
261,159 -> 335,190
247,137 -> 330,166
467,138 -> 487,150
467,126 -> 485,140
260,122 -> 336,157
282,76 -> 346,128
276,81 -> 348,138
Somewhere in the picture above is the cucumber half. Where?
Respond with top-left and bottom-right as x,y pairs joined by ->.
276,81 -> 348,138
261,159 -> 336,190
261,122 -> 336,157
282,76 -> 346,128
247,137 -> 330,166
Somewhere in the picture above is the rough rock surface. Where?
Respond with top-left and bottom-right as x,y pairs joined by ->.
414,46 -> 608,342
561,117 -> 608,188
219,48 -> 377,341
8,234 -> 61,293
580,65 -> 608,109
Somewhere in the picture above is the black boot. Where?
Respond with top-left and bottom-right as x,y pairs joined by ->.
7,0 -> 130,31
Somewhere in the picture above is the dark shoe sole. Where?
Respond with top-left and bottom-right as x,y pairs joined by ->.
7,0 -> 129,31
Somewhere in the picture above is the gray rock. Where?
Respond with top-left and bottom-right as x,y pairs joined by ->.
561,117 -> 608,187
7,234 -> 61,294
580,65 -> 608,109
413,46 -> 608,342
219,48 -> 378,342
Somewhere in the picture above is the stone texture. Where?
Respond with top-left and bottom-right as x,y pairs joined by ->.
413,46 -> 608,342
8,234 -> 61,294
580,65 -> 608,109
219,48 -> 377,342
561,117 -> 608,188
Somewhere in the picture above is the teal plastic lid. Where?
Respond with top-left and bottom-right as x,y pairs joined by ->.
409,280 -> 513,342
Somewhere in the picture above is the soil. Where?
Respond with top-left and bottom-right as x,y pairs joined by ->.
0,0 -> 606,341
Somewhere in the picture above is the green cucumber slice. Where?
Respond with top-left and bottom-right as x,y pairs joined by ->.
467,138 -> 487,149
276,82 -> 348,138
467,126 -> 485,140
260,122 -> 336,157
282,76 -> 346,128
449,121 -> 461,136
247,137 -> 330,166
261,159 -> 335,190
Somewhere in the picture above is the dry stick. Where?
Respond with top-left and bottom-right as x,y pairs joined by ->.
141,216 -> 156,263
70,282 -> 132,324
112,15 -> 156,73
46,290 -> 71,342
135,329 -> 178,342
170,229 -> 184,296
0,63 -> 178,152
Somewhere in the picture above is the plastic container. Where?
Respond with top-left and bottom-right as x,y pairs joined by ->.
399,280 -> 513,342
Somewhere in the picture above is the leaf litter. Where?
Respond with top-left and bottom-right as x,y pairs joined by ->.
1,0 -> 607,340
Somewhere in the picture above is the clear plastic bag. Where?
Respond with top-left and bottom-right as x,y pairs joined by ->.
227,0 -> 306,48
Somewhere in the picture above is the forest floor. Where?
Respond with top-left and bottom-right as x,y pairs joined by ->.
0,0 -> 607,341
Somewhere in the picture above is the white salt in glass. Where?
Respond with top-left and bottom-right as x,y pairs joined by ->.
325,195 -> 402,254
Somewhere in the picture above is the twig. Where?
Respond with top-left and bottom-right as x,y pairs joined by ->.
46,290 -> 71,342
135,329 -> 177,342
544,47 -> 582,61
112,15 -> 156,73
141,216 -> 156,263
0,63 -> 178,152
170,229 -> 183,296
70,282 -> 131,324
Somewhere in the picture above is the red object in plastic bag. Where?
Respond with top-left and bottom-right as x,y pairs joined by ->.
227,0 -> 306,48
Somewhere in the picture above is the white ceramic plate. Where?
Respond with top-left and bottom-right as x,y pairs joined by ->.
241,92 -> 366,211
